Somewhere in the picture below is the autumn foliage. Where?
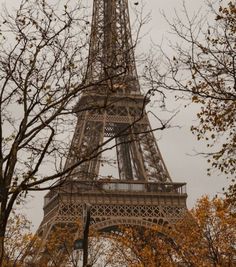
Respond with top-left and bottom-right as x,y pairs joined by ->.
109,196 -> 236,267
144,1 -> 236,202
171,196 -> 236,266
1,197 -> 235,266
2,211 -> 32,267
189,2 -> 236,177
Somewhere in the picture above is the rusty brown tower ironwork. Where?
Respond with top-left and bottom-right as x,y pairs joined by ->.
33,0 -> 187,264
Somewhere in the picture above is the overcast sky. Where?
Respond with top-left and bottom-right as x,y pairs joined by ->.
0,0 -> 228,230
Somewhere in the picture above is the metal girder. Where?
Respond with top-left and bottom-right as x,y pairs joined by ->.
64,97 -> 172,183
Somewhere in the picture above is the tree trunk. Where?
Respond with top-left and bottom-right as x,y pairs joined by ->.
0,230 -> 5,267
0,213 -> 7,267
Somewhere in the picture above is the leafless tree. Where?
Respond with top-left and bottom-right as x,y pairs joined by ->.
0,0 -> 169,264
0,0 -> 93,263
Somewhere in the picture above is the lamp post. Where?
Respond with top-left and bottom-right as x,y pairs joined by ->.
82,203 -> 91,267
74,203 -> 91,267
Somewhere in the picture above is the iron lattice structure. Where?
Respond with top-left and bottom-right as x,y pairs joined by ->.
33,0 -> 187,264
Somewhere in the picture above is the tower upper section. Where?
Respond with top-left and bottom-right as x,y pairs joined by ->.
85,0 -> 140,94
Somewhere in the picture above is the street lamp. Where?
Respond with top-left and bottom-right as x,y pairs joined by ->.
73,203 -> 91,267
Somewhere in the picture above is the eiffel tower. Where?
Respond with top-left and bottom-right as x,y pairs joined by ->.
32,0 -> 187,264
